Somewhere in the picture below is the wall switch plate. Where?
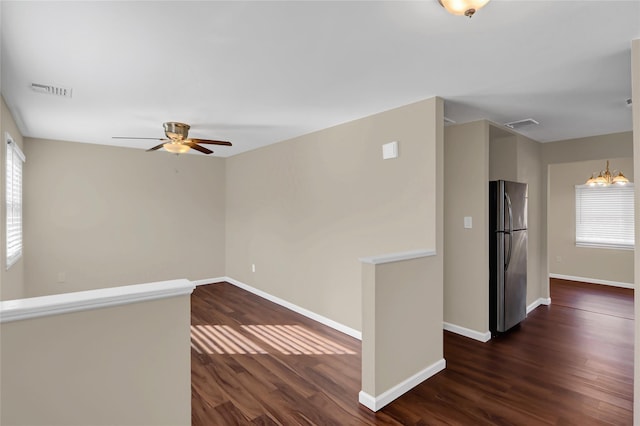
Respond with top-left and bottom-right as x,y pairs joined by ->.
252,264 -> 256,273
464,216 -> 472,229
382,141 -> 398,160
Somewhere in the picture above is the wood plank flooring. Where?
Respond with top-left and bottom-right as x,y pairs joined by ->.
191,279 -> 634,425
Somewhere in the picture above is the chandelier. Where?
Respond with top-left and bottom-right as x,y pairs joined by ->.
585,160 -> 630,186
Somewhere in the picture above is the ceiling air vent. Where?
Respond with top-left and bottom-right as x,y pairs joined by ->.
31,83 -> 72,98
504,118 -> 539,130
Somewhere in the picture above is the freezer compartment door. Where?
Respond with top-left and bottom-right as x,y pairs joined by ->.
504,181 -> 528,231
501,230 -> 527,331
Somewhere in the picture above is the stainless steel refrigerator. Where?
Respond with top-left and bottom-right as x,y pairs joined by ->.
489,180 -> 528,334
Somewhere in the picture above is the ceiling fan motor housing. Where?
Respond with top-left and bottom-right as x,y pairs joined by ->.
163,122 -> 190,141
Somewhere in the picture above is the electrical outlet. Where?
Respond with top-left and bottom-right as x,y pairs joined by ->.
57,272 -> 66,283
556,256 -> 562,263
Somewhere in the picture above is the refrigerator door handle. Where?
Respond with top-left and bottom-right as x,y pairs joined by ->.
505,233 -> 513,271
505,193 -> 513,270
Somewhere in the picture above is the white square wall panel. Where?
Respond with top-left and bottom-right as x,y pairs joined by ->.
382,141 -> 398,159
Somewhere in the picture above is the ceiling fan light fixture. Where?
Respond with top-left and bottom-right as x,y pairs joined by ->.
163,142 -> 190,154
438,0 -> 490,17
114,122 -> 231,155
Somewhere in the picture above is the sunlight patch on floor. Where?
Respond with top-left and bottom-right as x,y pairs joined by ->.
191,324 -> 357,356
191,325 -> 267,355
242,325 -> 357,355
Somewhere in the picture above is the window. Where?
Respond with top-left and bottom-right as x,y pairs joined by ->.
575,184 -> 635,249
6,133 -> 25,268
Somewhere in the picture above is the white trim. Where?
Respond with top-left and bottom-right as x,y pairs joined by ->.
358,358 -> 446,411
527,297 -> 551,314
576,242 -> 634,251
358,249 -> 436,265
0,279 -> 195,323
209,277 -> 362,340
191,277 -> 226,287
358,391 -> 377,411
5,132 -> 25,162
549,273 -> 634,289
443,322 -> 491,342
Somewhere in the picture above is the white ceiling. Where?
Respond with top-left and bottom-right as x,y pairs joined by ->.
1,1 -> 639,157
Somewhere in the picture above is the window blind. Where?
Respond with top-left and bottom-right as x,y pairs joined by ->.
6,134 -> 25,268
575,184 -> 635,249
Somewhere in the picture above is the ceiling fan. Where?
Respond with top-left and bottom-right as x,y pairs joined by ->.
113,122 -> 232,155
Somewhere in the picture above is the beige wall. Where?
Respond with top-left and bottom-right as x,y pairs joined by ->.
361,99 -> 443,404
630,38 -> 639,423
23,138 -> 226,296
489,127 -> 517,181
541,131 -> 633,165
0,295 -> 192,425
226,98 -> 441,332
548,158 -> 634,284
444,121 -> 490,333
516,134 -> 544,306
1,97 -> 25,300
540,131 -> 633,298
361,255 -> 443,397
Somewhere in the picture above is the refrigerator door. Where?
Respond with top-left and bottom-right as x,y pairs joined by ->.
501,230 -> 527,331
504,181 -> 528,231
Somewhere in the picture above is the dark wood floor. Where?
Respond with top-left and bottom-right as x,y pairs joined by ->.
191,279 -> 634,425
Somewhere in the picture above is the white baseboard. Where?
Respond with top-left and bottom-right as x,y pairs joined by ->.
198,276 -> 362,340
549,273 -> 634,289
527,297 -> 551,314
191,277 -> 226,287
443,322 -> 491,343
359,358 -> 446,412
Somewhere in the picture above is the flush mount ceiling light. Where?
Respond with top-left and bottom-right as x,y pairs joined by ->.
438,0 -> 490,17
585,160 -> 631,186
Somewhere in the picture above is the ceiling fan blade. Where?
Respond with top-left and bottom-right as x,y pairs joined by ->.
189,138 -> 232,146
186,142 -> 213,155
113,137 -> 167,141
146,143 -> 165,152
